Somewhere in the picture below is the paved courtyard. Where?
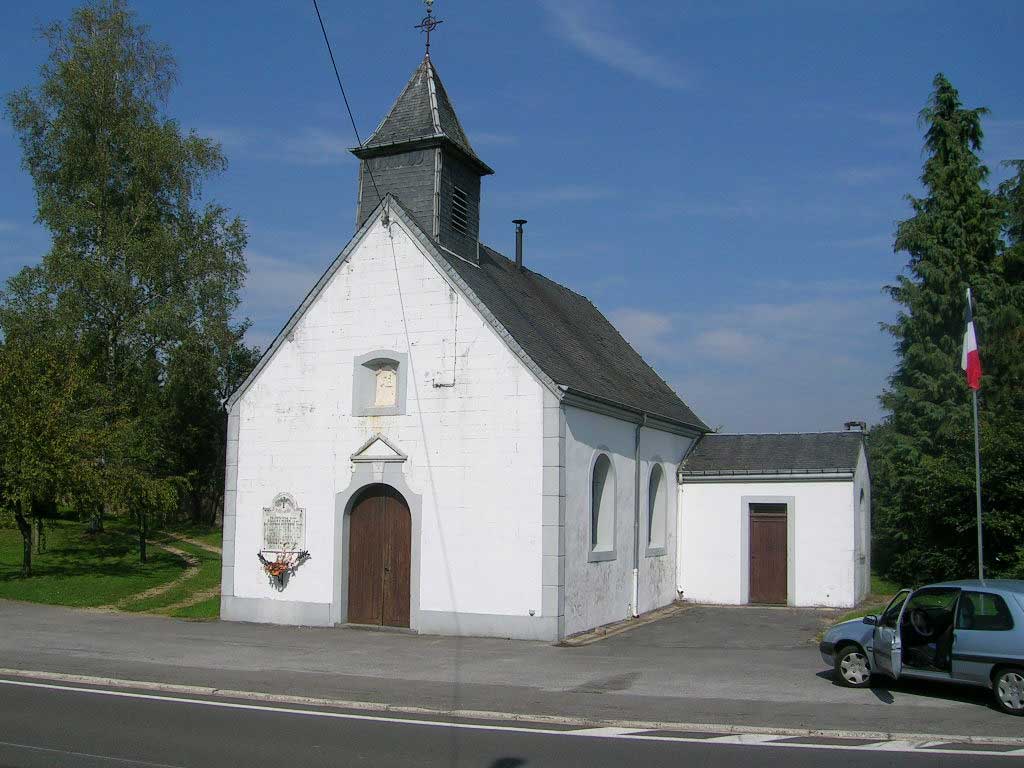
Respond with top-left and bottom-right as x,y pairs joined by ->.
0,600 -> 1006,737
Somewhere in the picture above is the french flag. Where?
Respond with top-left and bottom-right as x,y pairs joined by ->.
961,287 -> 982,391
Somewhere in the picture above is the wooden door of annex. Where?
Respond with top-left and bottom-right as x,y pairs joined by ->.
749,504 -> 787,605
347,485 -> 411,627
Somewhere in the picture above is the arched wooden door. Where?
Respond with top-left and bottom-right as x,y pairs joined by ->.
347,485 -> 411,627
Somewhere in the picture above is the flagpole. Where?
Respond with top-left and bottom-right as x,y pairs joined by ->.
973,388 -> 983,581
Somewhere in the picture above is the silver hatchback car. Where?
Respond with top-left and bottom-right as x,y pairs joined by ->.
820,579 -> 1024,716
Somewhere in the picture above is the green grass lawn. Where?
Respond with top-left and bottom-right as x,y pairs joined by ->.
0,518 -> 223,620
120,538 -> 221,614
170,595 -> 220,620
871,572 -> 901,597
165,523 -> 223,550
0,518 -> 186,607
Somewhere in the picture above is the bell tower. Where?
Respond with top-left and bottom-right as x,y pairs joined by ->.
351,7 -> 493,263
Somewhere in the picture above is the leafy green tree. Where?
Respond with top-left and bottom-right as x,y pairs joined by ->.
162,323 -> 260,526
873,74 -> 1024,582
0,271 -> 108,576
3,0 -> 255,557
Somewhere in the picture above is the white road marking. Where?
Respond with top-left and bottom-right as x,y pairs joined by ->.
5,666 -> 1011,746
860,739 -> 926,751
0,676 -> 1021,759
702,734 -> 791,745
570,727 -> 649,737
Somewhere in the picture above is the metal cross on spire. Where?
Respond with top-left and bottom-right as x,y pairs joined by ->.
414,0 -> 444,58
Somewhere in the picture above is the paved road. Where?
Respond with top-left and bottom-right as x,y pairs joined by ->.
0,678 -> 1017,768
0,600 -> 1013,739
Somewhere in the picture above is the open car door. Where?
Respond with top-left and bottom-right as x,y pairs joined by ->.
872,589 -> 911,679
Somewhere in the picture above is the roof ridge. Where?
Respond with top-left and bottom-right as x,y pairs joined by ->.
709,431 -> 864,436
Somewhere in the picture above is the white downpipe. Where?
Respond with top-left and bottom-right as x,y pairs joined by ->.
632,568 -> 639,618
631,413 -> 646,618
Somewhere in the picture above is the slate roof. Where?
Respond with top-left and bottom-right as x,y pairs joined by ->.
356,56 -> 492,174
679,432 -> 865,476
438,242 -> 709,432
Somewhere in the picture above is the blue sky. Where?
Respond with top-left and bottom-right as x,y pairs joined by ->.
1,1 -> 1021,432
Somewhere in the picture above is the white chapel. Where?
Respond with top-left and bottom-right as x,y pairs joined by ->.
220,47 -> 870,640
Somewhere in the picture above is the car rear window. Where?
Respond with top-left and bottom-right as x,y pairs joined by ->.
957,592 -> 1014,632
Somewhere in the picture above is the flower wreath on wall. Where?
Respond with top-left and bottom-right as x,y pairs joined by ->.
257,550 -> 311,591
258,493 -> 311,591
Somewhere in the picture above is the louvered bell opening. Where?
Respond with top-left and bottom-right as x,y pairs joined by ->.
450,185 -> 471,236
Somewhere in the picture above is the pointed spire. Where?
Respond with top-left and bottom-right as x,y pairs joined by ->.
354,57 -> 493,176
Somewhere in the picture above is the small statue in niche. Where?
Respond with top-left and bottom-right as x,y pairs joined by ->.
374,365 -> 398,407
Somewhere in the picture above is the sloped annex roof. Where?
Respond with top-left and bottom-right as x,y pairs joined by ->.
354,56 -> 492,175
228,196 -> 708,434
679,432 -> 865,476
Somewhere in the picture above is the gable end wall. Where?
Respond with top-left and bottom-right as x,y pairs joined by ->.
222,214 -> 549,636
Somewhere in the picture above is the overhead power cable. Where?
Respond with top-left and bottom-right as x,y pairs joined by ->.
311,0 -> 385,211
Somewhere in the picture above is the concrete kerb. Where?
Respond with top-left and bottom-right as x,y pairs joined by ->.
1,667 -> 1022,748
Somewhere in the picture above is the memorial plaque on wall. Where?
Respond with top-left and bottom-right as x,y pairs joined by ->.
262,493 -> 305,552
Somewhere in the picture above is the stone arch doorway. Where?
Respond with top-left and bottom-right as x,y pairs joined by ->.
347,484 -> 411,627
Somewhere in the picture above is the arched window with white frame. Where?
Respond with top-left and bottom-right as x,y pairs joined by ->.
589,453 -> 616,561
647,463 -> 667,554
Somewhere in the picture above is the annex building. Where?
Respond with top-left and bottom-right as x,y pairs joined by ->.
220,50 -> 870,641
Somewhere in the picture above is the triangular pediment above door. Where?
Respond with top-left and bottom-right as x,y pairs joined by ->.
351,433 -> 407,464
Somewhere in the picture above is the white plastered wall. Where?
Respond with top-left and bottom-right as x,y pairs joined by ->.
562,406 -> 693,636
229,213 -> 545,627
678,478 -> 858,608
852,446 -> 871,603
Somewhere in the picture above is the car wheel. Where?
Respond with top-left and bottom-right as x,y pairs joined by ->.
835,644 -> 872,688
993,667 -> 1024,716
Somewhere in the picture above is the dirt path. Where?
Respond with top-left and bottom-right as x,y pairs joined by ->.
98,543 -> 200,610
158,586 -> 221,613
163,532 -> 221,555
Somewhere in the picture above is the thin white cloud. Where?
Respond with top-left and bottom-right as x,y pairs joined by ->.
241,250 -> 325,318
194,125 -> 355,166
654,190 -> 887,223
607,283 -> 896,432
534,184 -> 617,203
607,308 -> 676,357
281,128 -> 354,166
540,0 -> 692,90
194,125 -> 251,151
668,201 -> 760,219
695,328 -> 758,361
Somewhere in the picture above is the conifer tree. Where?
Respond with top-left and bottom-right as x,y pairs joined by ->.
873,75 -> 1023,581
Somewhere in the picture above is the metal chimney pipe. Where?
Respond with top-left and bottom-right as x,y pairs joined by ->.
513,219 -> 527,269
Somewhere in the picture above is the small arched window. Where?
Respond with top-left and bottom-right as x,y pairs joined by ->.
590,454 -> 615,558
647,464 -> 666,550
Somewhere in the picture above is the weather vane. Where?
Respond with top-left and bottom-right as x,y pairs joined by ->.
415,0 -> 444,58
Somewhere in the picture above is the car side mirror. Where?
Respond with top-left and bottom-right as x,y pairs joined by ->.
862,615 -> 878,626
